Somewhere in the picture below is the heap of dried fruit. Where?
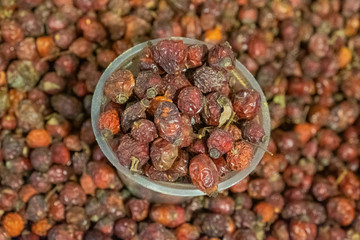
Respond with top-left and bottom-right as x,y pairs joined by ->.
99,39 -> 264,195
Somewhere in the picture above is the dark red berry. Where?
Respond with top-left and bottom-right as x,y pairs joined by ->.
193,66 -> 227,94
150,138 -> 179,171
177,86 -> 204,116
152,39 -> 187,75
232,89 -> 261,120
134,71 -> 164,99
207,42 -> 235,71
189,154 -> 219,195
104,69 -> 135,104
154,101 -> 183,145
131,119 -> 158,143
207,129 -> 234,159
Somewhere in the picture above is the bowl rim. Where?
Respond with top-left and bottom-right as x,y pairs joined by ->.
91,37 -> 270,197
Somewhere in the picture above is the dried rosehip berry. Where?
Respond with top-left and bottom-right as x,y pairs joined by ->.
48,165 -> 72,184
121,99 -> 149,132
150,138 -> 178,171
50,94 -> 82,120
152,39 -> 187,75
232,89 -> 261,120
114,218 -> 137,239
189,154 -> 219,195
186,44 -> 208,68
289,219 -> 317,240
54,55 -> 79,77
88,161 -> 120,190
166,150 -> 189,178
131,119 -> 158,143
26,129 -> 52,148
104,69 -> 135,104
177,86 -> 204,116
208,42 -> 235,71
99,190 -> 125,219
193,66 -> 227,94
202,92 -> 230,126
98,109 -> 120,135
59,182 -> 86,206
29,172 -> 51,193
213,156 -> 231,177
127,198 -> 149,222
66,206 -> 90,231
30,147 -> 52,172
207,129 -> 234,159
154,101 -> 183,145
116,134 -> 149,171
188,139 -> 207,154
6,60 -> 40,91
134,71 -> 164,99
77,16 -> 106,43
206,195 -> 235,215
175,223 -> 200,240
248,178 -> 272,199
46,114 -> 71,138
26,195 -> 49,222
139,223 -> 176,240
38,72 -> 65,95
138,46 -> 160,72
227,124 -> 242,141
180,114 -> 194,148
144,164 -> 176,182
50,142 -> 70,166
164,73 -> 192,99
339,171 -> 360,200
150,204 -> 186,228
194,213 -> 234,237
226,141 -> 254,171
327,197 -> 355,226
242,121 -> 265,143
2,212 -> 24,237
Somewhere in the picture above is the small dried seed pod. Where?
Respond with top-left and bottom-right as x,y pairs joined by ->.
104,69 -> 135,104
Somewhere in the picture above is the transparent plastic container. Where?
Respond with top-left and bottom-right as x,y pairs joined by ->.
91,37 -> 270,204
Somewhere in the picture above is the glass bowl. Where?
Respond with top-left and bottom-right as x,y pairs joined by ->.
91,37 -> 270,204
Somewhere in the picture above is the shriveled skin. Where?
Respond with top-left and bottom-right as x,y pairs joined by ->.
121,100 -> 149,132
134,71 -> 164,99
327,197 -> 355,226
150,138 -> 178,171
166,150 -> 189,178
154,101 -> 183,145
131,119 -> 158,143
116,134 -> 149,170
207,42 -> 235,71
98,109 -> 120,135
152,40 -> 187,75
212,156 -> 231,177
193,66 -> 227,94
202,92 -> 230,126
289,219 -> 317,240
207,129 -> 234,159
177,86 -> 204,116
164,73 -> 192,99
150,204 -> 186,228
232,89 -> 261,120
189,153 -> 219,195
186,44 -> 208,68
104,69 -> 135,104
148,96 -> 173,116
180,114 -> 194,148
139,47 -> 160,72
226,141 -> 254,171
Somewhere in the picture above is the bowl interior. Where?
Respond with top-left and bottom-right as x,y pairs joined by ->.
91,37 -> 270,197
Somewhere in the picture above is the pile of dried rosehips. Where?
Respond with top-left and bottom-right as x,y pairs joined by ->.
98,39 -> 265,195
1,0 -> 360,239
